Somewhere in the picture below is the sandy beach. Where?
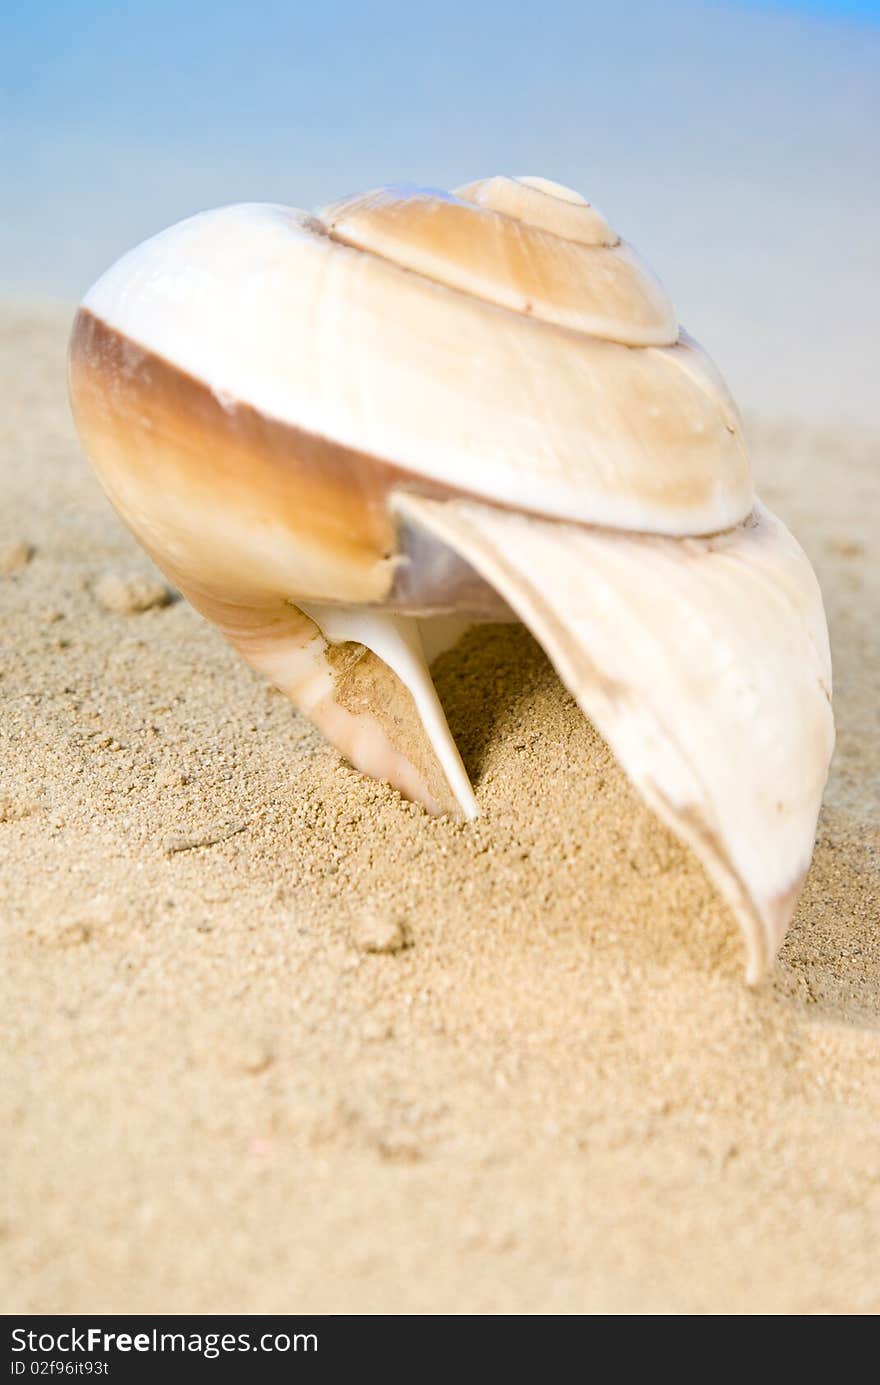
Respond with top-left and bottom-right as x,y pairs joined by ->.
1,300 -> 878,1314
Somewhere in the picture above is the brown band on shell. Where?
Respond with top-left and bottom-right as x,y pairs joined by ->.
70,308 -> 514,611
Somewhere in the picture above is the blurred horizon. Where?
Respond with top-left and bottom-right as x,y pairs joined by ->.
3,0 -> 878,426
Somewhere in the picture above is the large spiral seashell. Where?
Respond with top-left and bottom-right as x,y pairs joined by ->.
68,175 -> 834,981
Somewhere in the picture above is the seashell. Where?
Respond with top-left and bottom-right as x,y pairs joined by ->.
68,175 -> 834,981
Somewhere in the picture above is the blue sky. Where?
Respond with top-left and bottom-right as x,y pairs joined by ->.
2,1 -> 878,423
751,0 -> 879,13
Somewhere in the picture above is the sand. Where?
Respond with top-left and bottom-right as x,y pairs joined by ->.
1,301 -> 878,1315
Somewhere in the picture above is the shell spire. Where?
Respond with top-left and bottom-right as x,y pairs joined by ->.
68,174 -> 833,981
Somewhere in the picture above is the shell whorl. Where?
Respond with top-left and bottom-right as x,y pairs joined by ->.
321,176 -> 676,345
